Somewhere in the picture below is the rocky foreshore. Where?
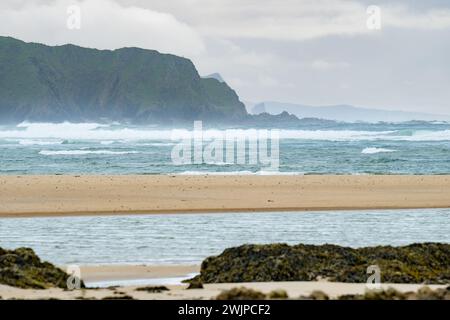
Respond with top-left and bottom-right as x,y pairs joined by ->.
0,247 -> 82,289
1,243 -> 450,300
190,243 -> 450,284
215,286 -> 450,300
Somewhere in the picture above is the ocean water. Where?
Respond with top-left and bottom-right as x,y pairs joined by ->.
0,121 -> 449,174
0,209 -> 449,265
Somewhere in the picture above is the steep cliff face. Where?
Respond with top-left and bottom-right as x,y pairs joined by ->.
0,37 -> 247,124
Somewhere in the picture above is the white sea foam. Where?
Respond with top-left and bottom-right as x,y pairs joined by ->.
136,142 -> 176,146
100,140 -> 116,145
204,162 -> 233,166
4,139 -> 64,145
257,170 -> 305,175
280,129 -> 450,141
177,170 -> 254,175
22,140 -> 64,145
39,150 -> 140,156
2,122 -> 175,140
0,122 -> 449,142
361,147 -> 396,154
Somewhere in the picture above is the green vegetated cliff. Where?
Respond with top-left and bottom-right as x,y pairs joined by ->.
0,36 -> 247,124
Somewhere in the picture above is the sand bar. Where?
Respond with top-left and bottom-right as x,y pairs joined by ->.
0,175 -> 449,217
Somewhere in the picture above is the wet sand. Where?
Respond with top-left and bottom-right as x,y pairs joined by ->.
77,264 -> 199,284
1,175 -> 450,217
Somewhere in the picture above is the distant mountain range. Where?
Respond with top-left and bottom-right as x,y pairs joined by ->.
0,37 -> 247,125
250,101 -> 450,123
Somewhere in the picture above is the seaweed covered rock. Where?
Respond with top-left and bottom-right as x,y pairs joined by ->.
337,286 -> 450,300
186,278 -> 204,289
216,287 -> 266,300
300,290 -> 330,300
0,247 -> 83,289
192,243 -> 450,284
268,289 -> 289,299
338,288 -> 407,300
214,286 -> 450,300
135,286 -> 169,293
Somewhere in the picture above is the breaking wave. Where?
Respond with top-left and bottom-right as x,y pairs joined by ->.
39,150 -> 140,156
361,147 -> 396,154
0,122 -> 448,142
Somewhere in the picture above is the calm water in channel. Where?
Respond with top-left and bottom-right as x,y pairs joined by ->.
1,209 -> 449,265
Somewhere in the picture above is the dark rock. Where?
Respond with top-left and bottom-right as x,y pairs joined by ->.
300,290 -> 330,300
216,287 -> 266,300
193,243 -> 450,284
268,289 -> 288,299
135,286 -> 169,293
0,246 -> 84,289
75,296 -> 97,300
102,295 -> 135,300
337,286 -> 450,300
186,278 -> 204,289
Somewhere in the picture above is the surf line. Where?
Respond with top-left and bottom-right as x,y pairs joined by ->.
170,121 -> 280,171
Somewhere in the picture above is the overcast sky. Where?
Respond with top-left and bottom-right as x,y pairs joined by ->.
1,0 -> 450,114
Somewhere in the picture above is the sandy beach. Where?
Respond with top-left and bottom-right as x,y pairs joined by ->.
2,282 -> 446,300
0,263 -> 446,300
0,175 -> 449,217
77,264 -> 199,284
1,261 -> 448,300
0,266 -> 446,300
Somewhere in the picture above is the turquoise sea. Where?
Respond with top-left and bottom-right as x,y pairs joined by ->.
0,121 -> 449,174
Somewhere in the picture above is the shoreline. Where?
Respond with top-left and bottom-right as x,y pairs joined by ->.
2,248 -> 448,299
0,281 -> 446,300
76,264 -> 199,284
74,264 -> 199,288
1,263 -> 447,300
1,175 -> 450,218
2,206 -> 450,219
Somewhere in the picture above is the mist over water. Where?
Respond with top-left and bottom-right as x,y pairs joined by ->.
0,121 -> 450,174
